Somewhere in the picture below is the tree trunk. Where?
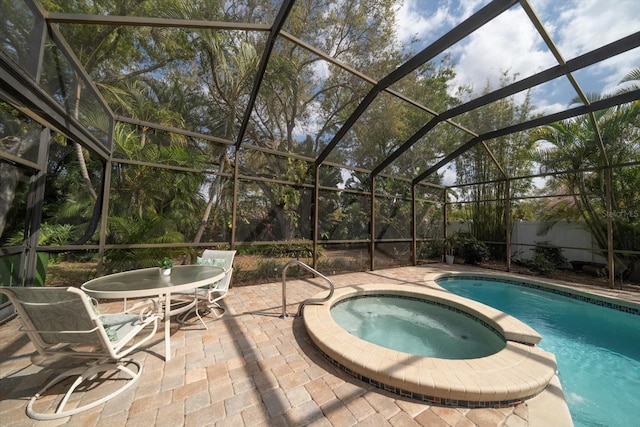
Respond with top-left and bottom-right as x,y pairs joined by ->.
73,82 -> 97,201
274,204 -> 295,240
74,141 -> 97,200
193,153 -> 227,243
0,132 -> 39,236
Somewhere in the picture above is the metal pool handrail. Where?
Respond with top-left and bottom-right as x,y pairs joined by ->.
280,260 -> 334,318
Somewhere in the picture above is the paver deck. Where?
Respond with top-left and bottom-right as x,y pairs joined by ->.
2,264 -> 636,426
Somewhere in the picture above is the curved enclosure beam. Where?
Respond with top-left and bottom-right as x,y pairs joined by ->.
372,31 -> 640,178
315,0 -> 519,166
234,0 -> 296,149
412,89 -> 640,185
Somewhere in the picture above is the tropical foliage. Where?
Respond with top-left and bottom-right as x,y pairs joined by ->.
1,1 -> 638,283
531,72 -> 640,276
452,73 -> 538,258
21,0 -> 457,253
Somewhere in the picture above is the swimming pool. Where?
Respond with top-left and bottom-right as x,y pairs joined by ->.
436,274 -> 640,427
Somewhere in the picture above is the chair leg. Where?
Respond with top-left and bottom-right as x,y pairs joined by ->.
208,302 -> 226,320
176,302 -> 207,329
176,301 -> 225,329
193,300 -> 208,330
26,358 -> 142,420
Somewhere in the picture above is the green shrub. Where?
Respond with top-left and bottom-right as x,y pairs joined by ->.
532,241 -> 567,268
458,234 -> 490,264
318,257 -> 352,273
237,243 -> 316,258
530,251 -> 556,275
252,258 -> 283,280
528,241 -> 566,274
417,241 -> 442,259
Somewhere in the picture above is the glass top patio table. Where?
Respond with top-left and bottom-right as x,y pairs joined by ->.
82,265 -> 225,361
81,265 -> 225,298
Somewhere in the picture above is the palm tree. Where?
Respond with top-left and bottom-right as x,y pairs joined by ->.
532,73 -> 640,276
192,32 -> 259,243
616,67 -> 640,93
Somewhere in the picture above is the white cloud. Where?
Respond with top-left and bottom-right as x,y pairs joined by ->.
583,49 -> 640,95
552,0 -> 640,59
432,0 -> 638,104
551,0 -> 640,92
455,0 -> 486,20
311,59 -> 330,80
394,0 -> 451,45
449,7 -> 555,96
440,164 -> 456,186
395,0 -> 487,46
532,101 -> 566,117
392,0 -> 637,106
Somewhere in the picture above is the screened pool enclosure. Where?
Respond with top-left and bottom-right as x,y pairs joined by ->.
1,0 -> 639,300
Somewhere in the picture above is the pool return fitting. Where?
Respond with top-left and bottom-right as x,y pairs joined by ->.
280,260 -> 334,318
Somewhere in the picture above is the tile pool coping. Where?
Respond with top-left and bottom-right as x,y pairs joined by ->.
303,283 -> 558,408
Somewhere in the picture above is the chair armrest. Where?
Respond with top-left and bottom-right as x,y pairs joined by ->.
113,298 -> 160,321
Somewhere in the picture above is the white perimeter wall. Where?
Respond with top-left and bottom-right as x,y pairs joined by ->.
449,221 -> 607,265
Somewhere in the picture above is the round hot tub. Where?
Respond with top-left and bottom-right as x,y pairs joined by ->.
331,294 -> 505,359
303,283 -> 557,407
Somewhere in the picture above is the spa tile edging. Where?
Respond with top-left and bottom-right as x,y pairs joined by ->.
314,345 -> 534,409
303,283 -> 557,408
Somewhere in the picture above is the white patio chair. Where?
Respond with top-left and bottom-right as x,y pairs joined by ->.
0,286 -> 159,420
175,249 -> 236,329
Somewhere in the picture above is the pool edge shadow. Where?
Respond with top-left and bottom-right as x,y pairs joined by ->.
526,374 -> 574,427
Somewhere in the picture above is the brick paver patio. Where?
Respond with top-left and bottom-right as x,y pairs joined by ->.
3,264 -> 636,426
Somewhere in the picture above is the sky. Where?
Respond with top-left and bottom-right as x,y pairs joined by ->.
394,0 -> 640,114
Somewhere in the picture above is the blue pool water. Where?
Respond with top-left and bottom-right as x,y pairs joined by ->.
438,277 -> 640,427
331,296 -> 505,359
